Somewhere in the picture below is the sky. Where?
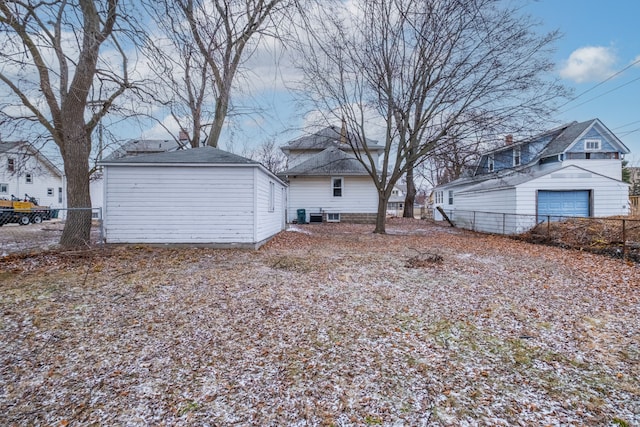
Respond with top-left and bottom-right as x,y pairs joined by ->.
512,0 -> 640,164
198,0 -> 640,164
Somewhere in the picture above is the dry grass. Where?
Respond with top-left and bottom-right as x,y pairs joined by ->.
1,219 -> 639,425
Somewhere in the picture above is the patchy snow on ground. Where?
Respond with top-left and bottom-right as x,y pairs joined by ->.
1,219 -> 638,426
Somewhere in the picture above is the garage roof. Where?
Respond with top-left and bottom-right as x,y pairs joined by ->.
100,146 -> 258,165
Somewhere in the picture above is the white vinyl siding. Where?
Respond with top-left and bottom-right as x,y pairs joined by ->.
104,164 -> 285,245
287,176 -> 378,220
255,170 -> 286,243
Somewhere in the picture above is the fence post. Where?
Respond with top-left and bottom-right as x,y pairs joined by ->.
547,216 -> 550,237
98,207 -> 104,245
473,211 -> 476,232
622,219 -> 627,261
502,213 -> 506,235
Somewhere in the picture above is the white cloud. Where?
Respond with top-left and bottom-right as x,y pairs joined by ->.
559,46 -> 617,83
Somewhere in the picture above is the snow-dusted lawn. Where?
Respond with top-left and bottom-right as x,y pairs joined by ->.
1,219 -> 638,425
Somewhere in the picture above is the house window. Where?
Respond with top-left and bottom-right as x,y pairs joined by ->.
58,187 -> 63,203
25,173 -> 33,184
513,147 -> 521,166
327,213 -> 340,222
7,158 -> 15,172
0,183 -> 7,194
269,182 -> 275,212
332,177 -> 343,197
435,191 -> 443,204
448,190 -> 454,205
585,139 -> 601,151
488,154 -> 494,172
47,188 -> 54,197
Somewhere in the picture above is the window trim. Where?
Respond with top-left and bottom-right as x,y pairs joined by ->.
326,213 -> 340,222
488,154 -> 494,172
268,181 -> 275,212
513,147 -> 521,166
448,190 -> 454,205
332,177 -> 343,197
584,139 -> 601,151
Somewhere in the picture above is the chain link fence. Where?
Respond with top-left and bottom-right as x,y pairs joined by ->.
438,209 -> 640,262
0,208 -> 103,257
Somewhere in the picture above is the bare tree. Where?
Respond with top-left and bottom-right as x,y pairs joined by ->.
0,0 -> 134,246
246,138 -> 287,174
143,0 -> 297,149
296,0 -> 566,232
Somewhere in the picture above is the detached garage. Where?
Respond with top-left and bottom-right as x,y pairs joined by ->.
101,147 -> 287,248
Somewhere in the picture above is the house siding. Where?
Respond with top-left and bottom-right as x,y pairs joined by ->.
104,165 -> 256,244
255,168 -> 286,242
0,149 -> 64,208
287,175 -> 378,222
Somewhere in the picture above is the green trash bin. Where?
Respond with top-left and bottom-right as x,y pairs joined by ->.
296,208 -> 306,224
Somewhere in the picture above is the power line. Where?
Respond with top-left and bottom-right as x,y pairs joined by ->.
560,75 -> 640,114
556,56 -> 640,111
613,119 -> 640,130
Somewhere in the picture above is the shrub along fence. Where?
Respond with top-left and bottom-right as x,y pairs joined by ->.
0,208 -> 103,256
437,209 -> 640,263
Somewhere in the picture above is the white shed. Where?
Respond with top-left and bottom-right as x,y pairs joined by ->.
101,147 -> 287,248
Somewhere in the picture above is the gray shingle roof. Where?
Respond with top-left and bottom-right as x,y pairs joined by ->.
0,141 -> 23,154
281,126 -> 384,152
537,120 -> 594,158
101,146 -> 258,165
282,147 -> 370,176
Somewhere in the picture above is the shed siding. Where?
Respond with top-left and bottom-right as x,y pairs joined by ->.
255,169 -> 286,242
104,166 -> 256,243
454,188 -> 520,234
516,166 -> 629,217
287,175 -> 378,221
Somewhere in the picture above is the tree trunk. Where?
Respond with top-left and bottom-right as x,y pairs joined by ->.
374,190 -> 388,233
206,91 -> 230,148
59,122 -> 93,247
403,160 -> 417,218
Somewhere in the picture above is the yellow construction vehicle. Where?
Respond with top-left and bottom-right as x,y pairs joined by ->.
0,194 -> 52,226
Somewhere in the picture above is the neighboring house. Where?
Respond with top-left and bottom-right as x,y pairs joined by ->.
100,146 -> 287,248
387,184 -> 406,216
433,119 -> 630,234
0,141 -> 65,209
279,125 -> 384,223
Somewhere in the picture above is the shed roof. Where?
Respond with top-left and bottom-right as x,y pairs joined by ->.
281,147 -> 370,176
101,146 -> 259,165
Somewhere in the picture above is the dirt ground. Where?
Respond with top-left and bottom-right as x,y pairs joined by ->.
1,219 -> 638,425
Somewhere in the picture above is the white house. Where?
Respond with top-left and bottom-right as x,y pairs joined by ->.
101,146 -> 287,248
433,119 -> 630,234
0,141 -> 65,209
280,125 -> 384,223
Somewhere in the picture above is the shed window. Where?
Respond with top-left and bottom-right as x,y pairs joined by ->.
7,158 -> 15,172
25,173 -> 33,184
0,183 -> 7,194
488,154 -> 494,172
269,182 -> 275,212
585,139 -> 601,151
448,190 -> 454,205
332,177 -> 343,197
513,147 -> 521,166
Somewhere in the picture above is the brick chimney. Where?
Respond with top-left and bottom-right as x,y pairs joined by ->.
340,117 -> 348,145
505,134 -> 513,145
